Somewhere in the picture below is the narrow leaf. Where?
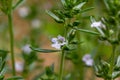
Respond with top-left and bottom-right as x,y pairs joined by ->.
13,0 -> 25,9
115,56 -> 120,68
0,68 -> 6,76
103,0 -> 110,11
73,2 -> 86,10
73,27 -> 100,35
0,60 -> 5,72
73,0 -> 77,4
30,47 -> 60,53
61,0 -> 67,7
90,16 -> 96,23
46,10 -> 63,23
6,76 -> 24,80
80,7 -> 94,13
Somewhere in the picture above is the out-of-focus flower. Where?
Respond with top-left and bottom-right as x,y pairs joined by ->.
15,61 -> 24,72
51,35 -> 67,49
18,6 -> 30,18
31,19 -> 41,28
22,44 -> 32,54
82,54 -> 93,66
91,21 -> 105,29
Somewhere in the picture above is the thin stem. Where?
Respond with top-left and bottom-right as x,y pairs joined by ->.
8,0 -> 16,76
109,45 -> 116,80
59,50 -> 65,80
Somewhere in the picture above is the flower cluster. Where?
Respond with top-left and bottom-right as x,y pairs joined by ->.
51,35 -> 67,49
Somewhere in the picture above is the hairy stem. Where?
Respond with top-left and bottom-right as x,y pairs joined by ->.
8,0 -> 16,76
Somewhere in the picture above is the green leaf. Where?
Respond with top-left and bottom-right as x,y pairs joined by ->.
90,16 -> 96,23
73,27 -> 100,35
0,75 -> 4,80
0,68 -> 6,77
115,56 -> 120,70
30,46 -> 60,53
45,64 -> 54,76
46,10 -> 64,23
73,2 -> 86,10
39,64 -> 57,80
0,50 -> 8,60
64,74 -> 72,80
61,0 -> 67,7
116,56 -> 120,67
6,76 -> 24,80
13,0 -> 25,10
112,71 -> 120,79
79,7 -> 94,13
103,0 -> 110,11
73,0 -> 77,4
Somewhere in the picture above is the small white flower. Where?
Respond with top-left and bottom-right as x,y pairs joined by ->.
85,59 -> 93,66
15,61 -> 24,72
31,19 -> 41,28
91,21 -> 105,29
91,21 -> 106,37
51,43 -> 61,49
51,35 -> 67,49
22,44 -> 32,54
51,38 -> 58,43
18,7 -> 30,18
82,54 -> 93,66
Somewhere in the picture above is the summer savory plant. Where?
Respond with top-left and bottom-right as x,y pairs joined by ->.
1,0 -> 120,80
31,0 -> 98,80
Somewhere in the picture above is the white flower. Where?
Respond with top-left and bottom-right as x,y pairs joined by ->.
51,35 -> 67,49
82,54 -> 93,66
91,21 -> 106,29
31,19 -> 41,28
18,7 -> 30,18
91,21 -> 106,37
22,44 -> 32,54
15,61 -> 24,72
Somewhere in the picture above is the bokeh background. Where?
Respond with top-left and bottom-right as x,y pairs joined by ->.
0,0 -> 115,80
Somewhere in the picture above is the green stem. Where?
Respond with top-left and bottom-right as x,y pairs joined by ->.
59,50 -> 65,80
109,45 -> 116,80
8,0 -> 16,76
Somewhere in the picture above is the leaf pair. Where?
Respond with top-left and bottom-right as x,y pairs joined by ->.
30,46 -> 60,53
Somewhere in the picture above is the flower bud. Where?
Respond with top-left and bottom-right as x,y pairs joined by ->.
109,29 -> 114,35
67,29 -> 76,43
